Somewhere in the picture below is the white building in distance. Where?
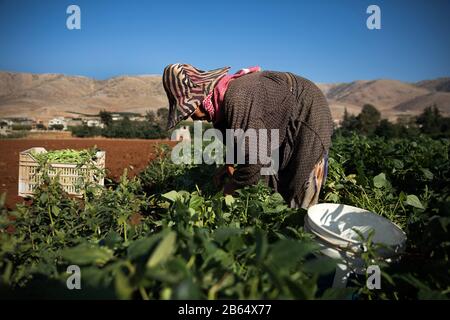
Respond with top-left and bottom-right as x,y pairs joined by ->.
48,117 -> 68,130
86,118 -> 104,128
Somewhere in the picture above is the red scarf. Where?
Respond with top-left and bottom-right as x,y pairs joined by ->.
202,66 -> 261,123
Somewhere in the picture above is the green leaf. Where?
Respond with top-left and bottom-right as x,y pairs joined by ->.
127,234 -> 162,260
418,289 -> 448,300
76,266 -> 112,289
405,195 -> 424,209
51,205 -> 60,217
117,215 -> 127,225
268,240 -> 317,270
320,288 -> 356,300
160,287 -> 172,300
162,191 -> 180,202
420,168 -> 434,180
302,257 -> 337,275
392,159 -> 404,169
224,195 -> 235,207
147,231 -> 177,268
381,271 -> 396,286
189,194 -> 204,210
173,278 -> 202,299
226,236 -> 244,252
103,231 -> 123,249
269,192 -> 285,204
213,227 -> 242,244
255,230 -> 268,262
115,270 -> 134,300
40,192 -> 48,204
61,244 -> 114,266
373,173 -> 387,188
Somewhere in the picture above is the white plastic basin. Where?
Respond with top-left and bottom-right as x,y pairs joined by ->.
306,203 -> 406,255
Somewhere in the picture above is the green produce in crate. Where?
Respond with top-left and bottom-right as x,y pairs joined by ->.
31,148 -> 98,165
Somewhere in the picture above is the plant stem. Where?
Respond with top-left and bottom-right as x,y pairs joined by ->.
48,206 -> 55,236
244,195 -> 249,222
139,287 -> 149,300
28,225 -> 36,250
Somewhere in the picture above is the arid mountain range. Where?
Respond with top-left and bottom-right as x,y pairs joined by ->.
0,71 -> 449,122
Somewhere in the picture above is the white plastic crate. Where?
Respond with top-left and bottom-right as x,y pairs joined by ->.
18,147 -> 106,197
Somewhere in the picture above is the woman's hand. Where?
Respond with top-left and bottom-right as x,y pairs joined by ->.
226,164 -> 235,177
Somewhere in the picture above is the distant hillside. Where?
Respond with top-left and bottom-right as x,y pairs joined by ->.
329,80 -> 428,109
0,72 -> 167,121
317,78 -> 450,121
0,71 -> 449,122
416,77 -> 450,92
394,92 -> 450,114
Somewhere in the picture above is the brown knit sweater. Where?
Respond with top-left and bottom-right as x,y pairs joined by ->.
214,71 -> 333,206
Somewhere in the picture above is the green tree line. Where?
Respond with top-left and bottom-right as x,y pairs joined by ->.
70,108 -> 171,139
337,104 -> 450,139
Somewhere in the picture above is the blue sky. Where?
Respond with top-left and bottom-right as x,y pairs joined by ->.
0,0 -> 449,83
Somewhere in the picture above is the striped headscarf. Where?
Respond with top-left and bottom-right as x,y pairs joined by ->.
163,63 -> 230,129
202,66 -> 261,123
